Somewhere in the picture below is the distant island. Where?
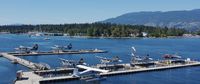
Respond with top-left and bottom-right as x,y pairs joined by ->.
1,23 -> 198,38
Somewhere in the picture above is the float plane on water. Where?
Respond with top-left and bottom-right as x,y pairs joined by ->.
163,53 -> 182,59
59,58 -> 108,82
51,43 -> 72,51
96,56 -> 122,64
73,65 -> 108,82
15,44 -> 39,53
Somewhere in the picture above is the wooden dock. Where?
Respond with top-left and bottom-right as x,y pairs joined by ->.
1,53 -> 48,70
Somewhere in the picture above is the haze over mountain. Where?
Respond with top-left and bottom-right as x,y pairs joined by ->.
103,9 -> 200,31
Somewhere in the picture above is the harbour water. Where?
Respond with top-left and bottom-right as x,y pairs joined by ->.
0,34 -> 200,84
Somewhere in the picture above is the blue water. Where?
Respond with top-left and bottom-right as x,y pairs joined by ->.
0,34 -> 200,84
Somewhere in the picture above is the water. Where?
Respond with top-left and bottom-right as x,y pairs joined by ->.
0,34 -> 200,84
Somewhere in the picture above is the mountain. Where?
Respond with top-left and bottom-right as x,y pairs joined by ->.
103,9 -> 200,31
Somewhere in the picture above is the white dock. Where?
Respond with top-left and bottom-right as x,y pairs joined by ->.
14,61 -> 200,84
101,62 -> 200,76
1,53 -> 46,70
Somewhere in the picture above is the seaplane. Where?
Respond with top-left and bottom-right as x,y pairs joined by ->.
72,65 -> 108,82
59,58 -> 108,82
96,56 -> 122,64
44,37 -> 50,40
51,43 -> 73,51
15,44 -> 39,53
130,46 -> 154,67
59,58 -> 87,68
163,53 -> 182,59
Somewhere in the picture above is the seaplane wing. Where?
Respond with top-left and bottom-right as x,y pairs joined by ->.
54,45 -> 62,48
27,47 -> 32,49
79,69 -> 92,75
59,58 -> 76,63
172,55 -> 182,58
131,53 -> 135,56
15,48 -> 20,50
118,60 -> 123,62
51,47 -> 58,49
96,56 -> 112,61
59,58 -> 67,61
96,56 -> 106,59
19,45 -> 25,48
77,65 -> 109,73
54,45 -> 59,47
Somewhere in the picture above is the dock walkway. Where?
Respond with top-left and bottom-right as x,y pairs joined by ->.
14,61 -> 200,84
101,62 -> 200,76
3,49 -> 107,56
1,53 -> 44,70
15,72 -> 42,84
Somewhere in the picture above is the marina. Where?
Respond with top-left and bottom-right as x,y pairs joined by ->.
0,43 -> 107,57
9,46 -> 200,84
14,60 -> 200,84
0,34 -> 200,84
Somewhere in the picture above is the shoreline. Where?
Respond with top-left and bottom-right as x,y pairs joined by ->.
1,33 -> 200,39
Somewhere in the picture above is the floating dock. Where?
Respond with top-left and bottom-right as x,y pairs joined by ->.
15,61 -> 200,84
3,49 -> 107,57
1,53 -> 48,70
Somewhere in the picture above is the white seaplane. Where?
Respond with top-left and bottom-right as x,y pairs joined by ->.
51,43 -> 72,51
59,58 -> 108,82
130,46 -> 154,67
15,44 -> 39,53
59,58 -> 86,68
72,65 -> 108,82
96,56 -> 122,64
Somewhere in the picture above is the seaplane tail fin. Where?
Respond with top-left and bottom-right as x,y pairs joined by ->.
77,65 -> 109,73
59,58 -> 65,61
132,46 -> 136,52
131,53 -> 135,57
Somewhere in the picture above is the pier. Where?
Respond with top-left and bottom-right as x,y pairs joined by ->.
1,53 -> 48,70
14,61 -> 200,84
3,49 -> 107,57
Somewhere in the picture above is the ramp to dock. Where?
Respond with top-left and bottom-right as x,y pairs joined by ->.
1,53 -> 46,70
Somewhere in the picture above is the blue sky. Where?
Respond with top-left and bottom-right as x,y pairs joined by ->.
0,0 -> 200,25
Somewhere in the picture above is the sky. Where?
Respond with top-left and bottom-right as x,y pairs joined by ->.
0,0 -> 200,25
